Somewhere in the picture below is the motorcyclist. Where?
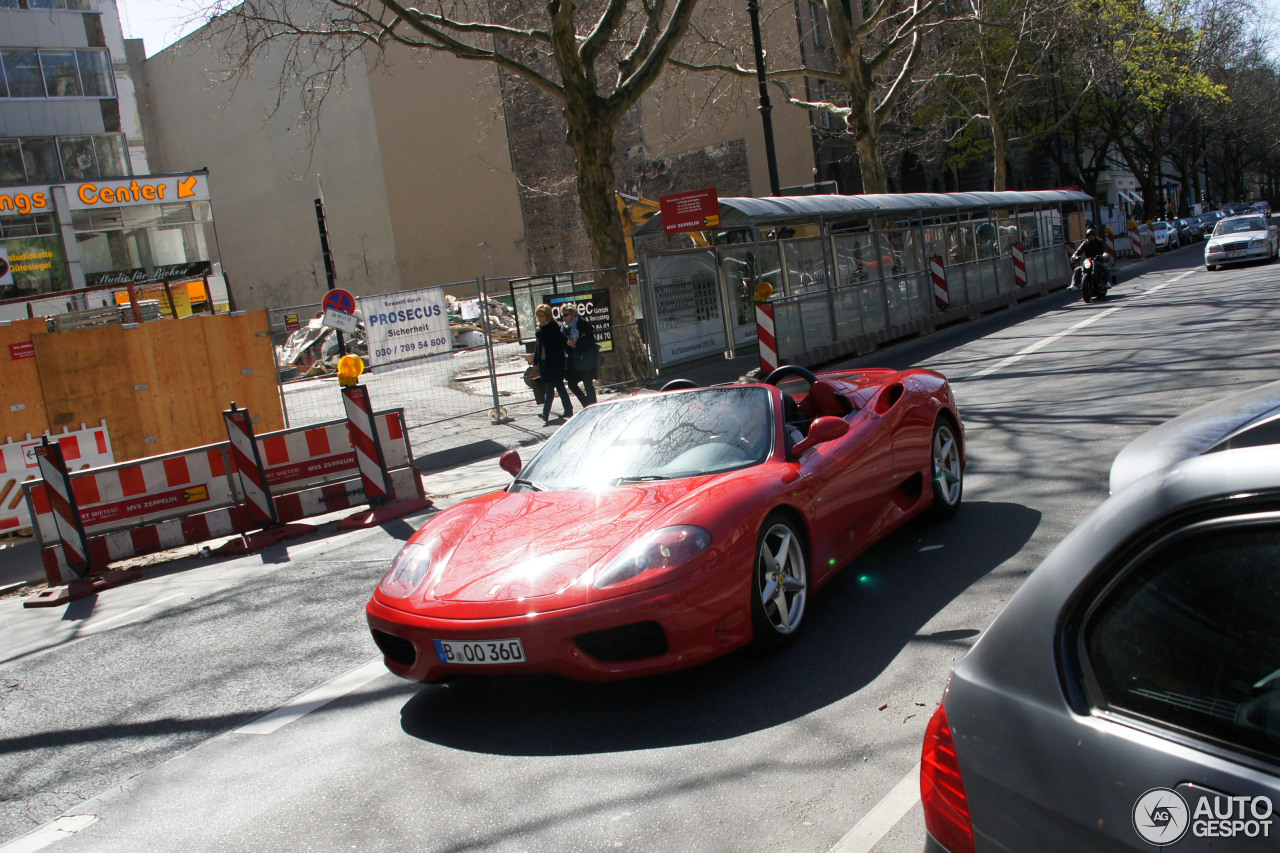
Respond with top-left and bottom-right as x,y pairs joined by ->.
1070,228 -> 1111,291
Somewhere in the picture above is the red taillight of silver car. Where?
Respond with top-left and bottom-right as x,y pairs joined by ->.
921,703 -> 975,853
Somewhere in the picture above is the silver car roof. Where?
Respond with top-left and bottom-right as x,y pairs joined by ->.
1110,378 -> 1280,494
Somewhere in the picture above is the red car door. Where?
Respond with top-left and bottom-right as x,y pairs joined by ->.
793,406 -> 895,584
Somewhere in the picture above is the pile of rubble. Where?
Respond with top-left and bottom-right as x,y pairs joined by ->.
446,294 -> 519,348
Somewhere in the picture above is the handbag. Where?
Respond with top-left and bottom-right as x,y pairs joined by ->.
523,365 -> 545,405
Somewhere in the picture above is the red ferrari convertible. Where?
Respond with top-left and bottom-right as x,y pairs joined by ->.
366,365 -> 965,682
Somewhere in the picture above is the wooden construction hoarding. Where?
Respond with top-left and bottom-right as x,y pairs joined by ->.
1,311 -> 283,464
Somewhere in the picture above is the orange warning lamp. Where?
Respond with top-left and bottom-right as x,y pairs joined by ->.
753,281 -> 774,303
337,354 -> 364,387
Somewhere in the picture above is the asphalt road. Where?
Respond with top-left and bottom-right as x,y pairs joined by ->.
2,241 -> 1276,853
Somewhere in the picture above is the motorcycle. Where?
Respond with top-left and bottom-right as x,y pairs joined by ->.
1074,253 -> 1113,303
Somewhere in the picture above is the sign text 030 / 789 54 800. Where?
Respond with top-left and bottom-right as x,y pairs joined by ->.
359,287 -> 452,368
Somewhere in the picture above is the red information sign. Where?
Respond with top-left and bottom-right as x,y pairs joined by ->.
284,313 -> 301,334
660,188 -> 721,234
9,341 -> 34,360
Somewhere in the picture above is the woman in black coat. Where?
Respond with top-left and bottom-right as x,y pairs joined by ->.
561,304 -> 598,406
533,303 -> 573,423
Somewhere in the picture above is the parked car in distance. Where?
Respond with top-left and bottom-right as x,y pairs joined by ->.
1151,220 -> 1176,251
1251,200 -> 1272,216
1176,217 -> 1202,242
921,379 -> 1280,853
1205,214 -> 1280,270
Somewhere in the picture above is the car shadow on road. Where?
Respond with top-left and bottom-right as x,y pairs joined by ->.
398,499 -> 1039,755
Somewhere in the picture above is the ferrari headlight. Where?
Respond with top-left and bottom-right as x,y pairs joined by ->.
378,538 -> 438,598
594,526 -> 712,589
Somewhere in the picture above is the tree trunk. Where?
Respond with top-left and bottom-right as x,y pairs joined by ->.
991,116 -> 1009,191
564,103 -> 652,385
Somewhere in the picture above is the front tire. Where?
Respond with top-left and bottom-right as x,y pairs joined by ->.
750,514 -> 808,651
928,419 -> 963,519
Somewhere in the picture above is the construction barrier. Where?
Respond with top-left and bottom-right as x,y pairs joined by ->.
35,439 -> 90,580
0,422 -> 113,533
26,405 -> 430,584
756,302 -> 778,376
930,256 -> 949,307
1011,244 -> 1027,287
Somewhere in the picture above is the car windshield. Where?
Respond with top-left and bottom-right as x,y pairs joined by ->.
515,386 -> 774,491
1215,217 -> 1268,235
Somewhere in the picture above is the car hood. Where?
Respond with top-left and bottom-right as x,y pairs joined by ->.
1109,378 -> 1280,495
401,479 -> 716,614
1210,229 -> 1268,242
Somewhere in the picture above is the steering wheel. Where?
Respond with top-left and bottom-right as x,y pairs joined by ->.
660,379 -> 700,391
764,365 -> 818,389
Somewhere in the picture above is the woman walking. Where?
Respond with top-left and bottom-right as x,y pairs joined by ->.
533,303 -> 573,423
561,304 -> 598,406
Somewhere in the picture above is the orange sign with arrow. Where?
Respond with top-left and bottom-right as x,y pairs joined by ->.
69,172 -> 210,210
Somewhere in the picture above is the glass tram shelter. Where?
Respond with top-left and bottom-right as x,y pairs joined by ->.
633,190 -> 1095,370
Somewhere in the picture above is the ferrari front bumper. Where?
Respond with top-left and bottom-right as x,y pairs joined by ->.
366,561 -> 752,683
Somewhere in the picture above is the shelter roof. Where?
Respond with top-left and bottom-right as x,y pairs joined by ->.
635,190 -> 1095,235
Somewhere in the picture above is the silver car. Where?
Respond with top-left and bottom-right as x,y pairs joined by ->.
923,380 -> 1280,852
1205,215 -> 1279,270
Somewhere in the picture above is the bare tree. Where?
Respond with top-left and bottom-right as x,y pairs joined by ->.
205,0 -> 702,381
679,0 -> 951,193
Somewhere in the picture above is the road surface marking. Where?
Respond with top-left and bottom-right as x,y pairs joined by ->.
829,763 -> 921,853
967,269 -> 1194,381
234,658 -> 386,735
0,815 -> 98,853
967,307 -> 1119,380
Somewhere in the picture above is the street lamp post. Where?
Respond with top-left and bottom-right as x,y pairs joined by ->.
747,0 -> 782,196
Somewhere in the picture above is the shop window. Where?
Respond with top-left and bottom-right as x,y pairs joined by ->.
59,136 -> 96,179
3,50 -> 44,98
0,140 -> 23,184
122,204 -> 162,228
40,50 -> 82,97
94,134 -> 128,177
77,50 -> 114,97
160,203 -> 196,224
21,138 -> 59,183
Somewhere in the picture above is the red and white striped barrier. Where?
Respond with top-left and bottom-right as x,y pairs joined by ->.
342,386 -> 389,506
931,256 -> 949,307
34,439 -> 90,581
1106,233 -> 1116,257
1011,244 -> 1027,287
1,422 -> 113,533
224,405 -> 277,528
27,405 -> 430,578
756,301 -> 778,376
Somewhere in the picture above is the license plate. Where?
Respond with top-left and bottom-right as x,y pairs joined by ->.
1228,251 -> 1247,258
434,637 -> 526,665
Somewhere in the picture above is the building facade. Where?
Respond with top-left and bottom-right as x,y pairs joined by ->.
0,0 -> 225,320
131,0 -> 822,312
